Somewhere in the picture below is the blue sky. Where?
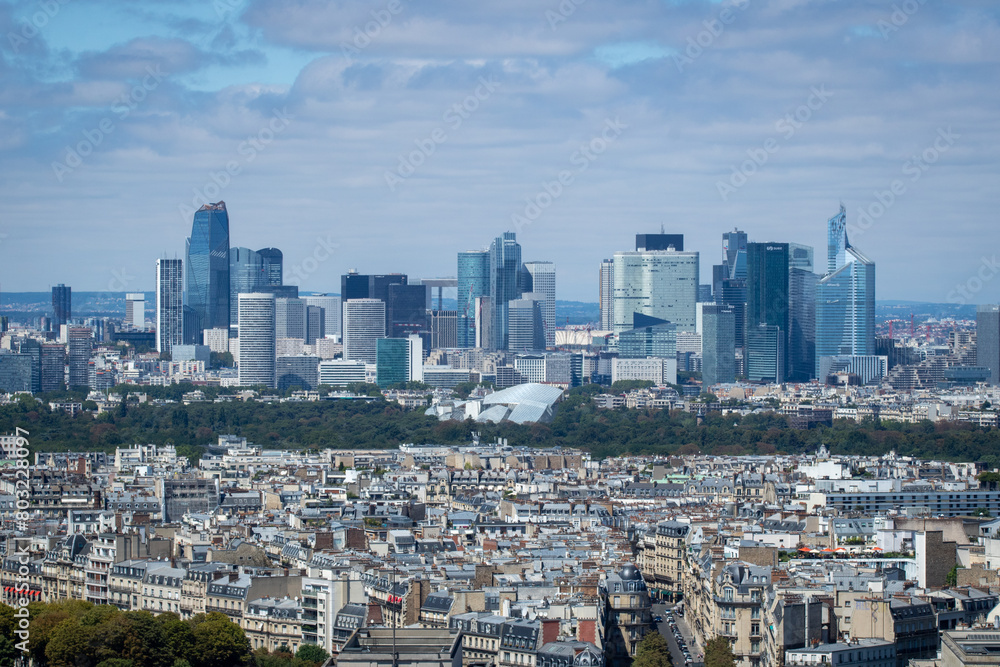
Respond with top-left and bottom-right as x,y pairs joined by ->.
1,0 -> 998,303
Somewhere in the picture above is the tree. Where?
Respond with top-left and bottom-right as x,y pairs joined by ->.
704,636 -> 736,667
946,564 -> 959,587
190,612 -> 254,667
633,631 -> 671,667
296,644 -> 331,666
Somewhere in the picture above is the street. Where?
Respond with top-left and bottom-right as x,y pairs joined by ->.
652,603 -> 703,667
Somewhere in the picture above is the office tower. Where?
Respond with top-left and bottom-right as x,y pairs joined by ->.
257,247 -> 283,286
508,295 -> 546,352
185,201 -> 230,338
8,338 -> 41,392
618,314 -> 677,359
229,247 -> 263,325
430,310 -> 458,349
237,293 -> 276,388
156,259 -> 184,356
612,249 -> 699,334
458,250 -> 491,348
318,359 -> 367,386
747,242 -> 789,383
522,261 -> 556,348
40,343 -> 65,391
52,284 -> 71,327
747,324 -> 784,383
599,259 -> 614,330
978,305 -> 1000,385
702,304 -> 736,387
67,326 -> 92,388
277,355 -> 320,391
387,283 -> 428,338
712,229 -> 748,299
636,233 -> 684,251
376,335 -> 423,387
305,305 -> 324,345
788,243 -> 816,382
342,299 -> 386,364
0,353 -> 35,393
275,297 -> 306,340
125,293 -> 144,328
719,278 -> 747,351
489,232 -> 523,350
816,205 -> 876,377
697,285 -> 713,302
202,328 -> 229,353
302,295 -> 341,337
474,296 -> 492,349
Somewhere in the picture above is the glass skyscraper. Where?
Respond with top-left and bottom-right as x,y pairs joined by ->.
489,232 -> 522,350
186,201 -> 231,336
257,247 -> 283,286
522,261 -> 556,348
701,304 -> 736,387
458,250 -> 490,348
52,284 -> 71,328
747,242 -> 789,382
237,292 -> 276,388
156,258 -> 184,356
816,205 -> 876,377
787,243 -> 816,382
612,250 -> 699,334
230,247 -> 263,326
977,304 -> 1000,385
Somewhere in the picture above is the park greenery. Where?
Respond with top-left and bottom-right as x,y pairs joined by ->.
5,384 -> 1000,465
633,630 -> 671,667
0,601 -> 328,667
704,636 -> 736,667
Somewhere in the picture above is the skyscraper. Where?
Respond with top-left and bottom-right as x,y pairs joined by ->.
275,297 -> 306,340
375,335 -> 422,388
185,201 -> 230,337
599,259 -> 614,330
612,249 -> 699,333
816,205 -> 876,377
713,229 -> 748,300
229,247 -> 263,325
305,305 -> 324,345
787,243 -> 816,382
40,343 -> 65,391
522,261 -> 556,347
508,295 -> 546,352
52,284 -> 71,328
257,248 -> 283,286
747,242 -> 789,382
636,233 -> 684,251
489,232 -> 523,350
387,283 -> 428,338
977,304 -> 1000,385
156,259 -> 184,356
342,298 -> 386,364
67,326 -> 92,389
702,304 -> 736,387
302,295 -> 341,338
237,292 -> 276,388
125,293 -> 145,328
747,324 -> 784,383
458,250 -> 490,348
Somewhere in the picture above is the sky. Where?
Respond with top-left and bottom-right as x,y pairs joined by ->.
0,0 -> 998,304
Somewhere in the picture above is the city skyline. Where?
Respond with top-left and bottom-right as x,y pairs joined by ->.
0,1 -> 996,303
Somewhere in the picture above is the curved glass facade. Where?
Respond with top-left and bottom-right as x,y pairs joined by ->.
186,202 -> 230,335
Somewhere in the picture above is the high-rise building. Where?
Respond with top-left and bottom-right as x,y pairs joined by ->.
712,229 -> 748,299
636,233 -> 684,251
747,242 -> 789,383
318,359 -> 367,386
788,243 -> 816,382
387,283 -> 428,338
612,250 -> 699,334
40,343 -> 65,391
522,262 -> 556,348
474,296 -> 492,349
376,335 -> 423,388
618,314 -> 677,359
507,295 -> 546,352
237,293 -> 276,388
747,324 -> 784,383
489,232 -> 522,350
305,305 -> 324,345
229,247 -> 263,325
342,299 -> 386,364
977,305 -> 1000,385
277,355 -> 319,391
185,201 -> 230,338
156,259 -> 184,356
125,293 -> 145,328
430,310 -> 458,349
457,250 -> 490,348
257,248 -> 283,286
702,304 -> 736,387
52,284 -> 71,328
275,297 -> 306,340
599,259 -> 614,331
816,205 -> 876,377
67,327 -> 92,388
302,295 -> 341,338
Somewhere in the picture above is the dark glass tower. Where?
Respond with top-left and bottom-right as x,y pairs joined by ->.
52,284 -> 71,328
458,250 -> 490,348
489,232 -> 522,350
747,242 -> 789,382
185,201 -> 231,336
230,247 -> 263,325
257,247 -> 283,286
